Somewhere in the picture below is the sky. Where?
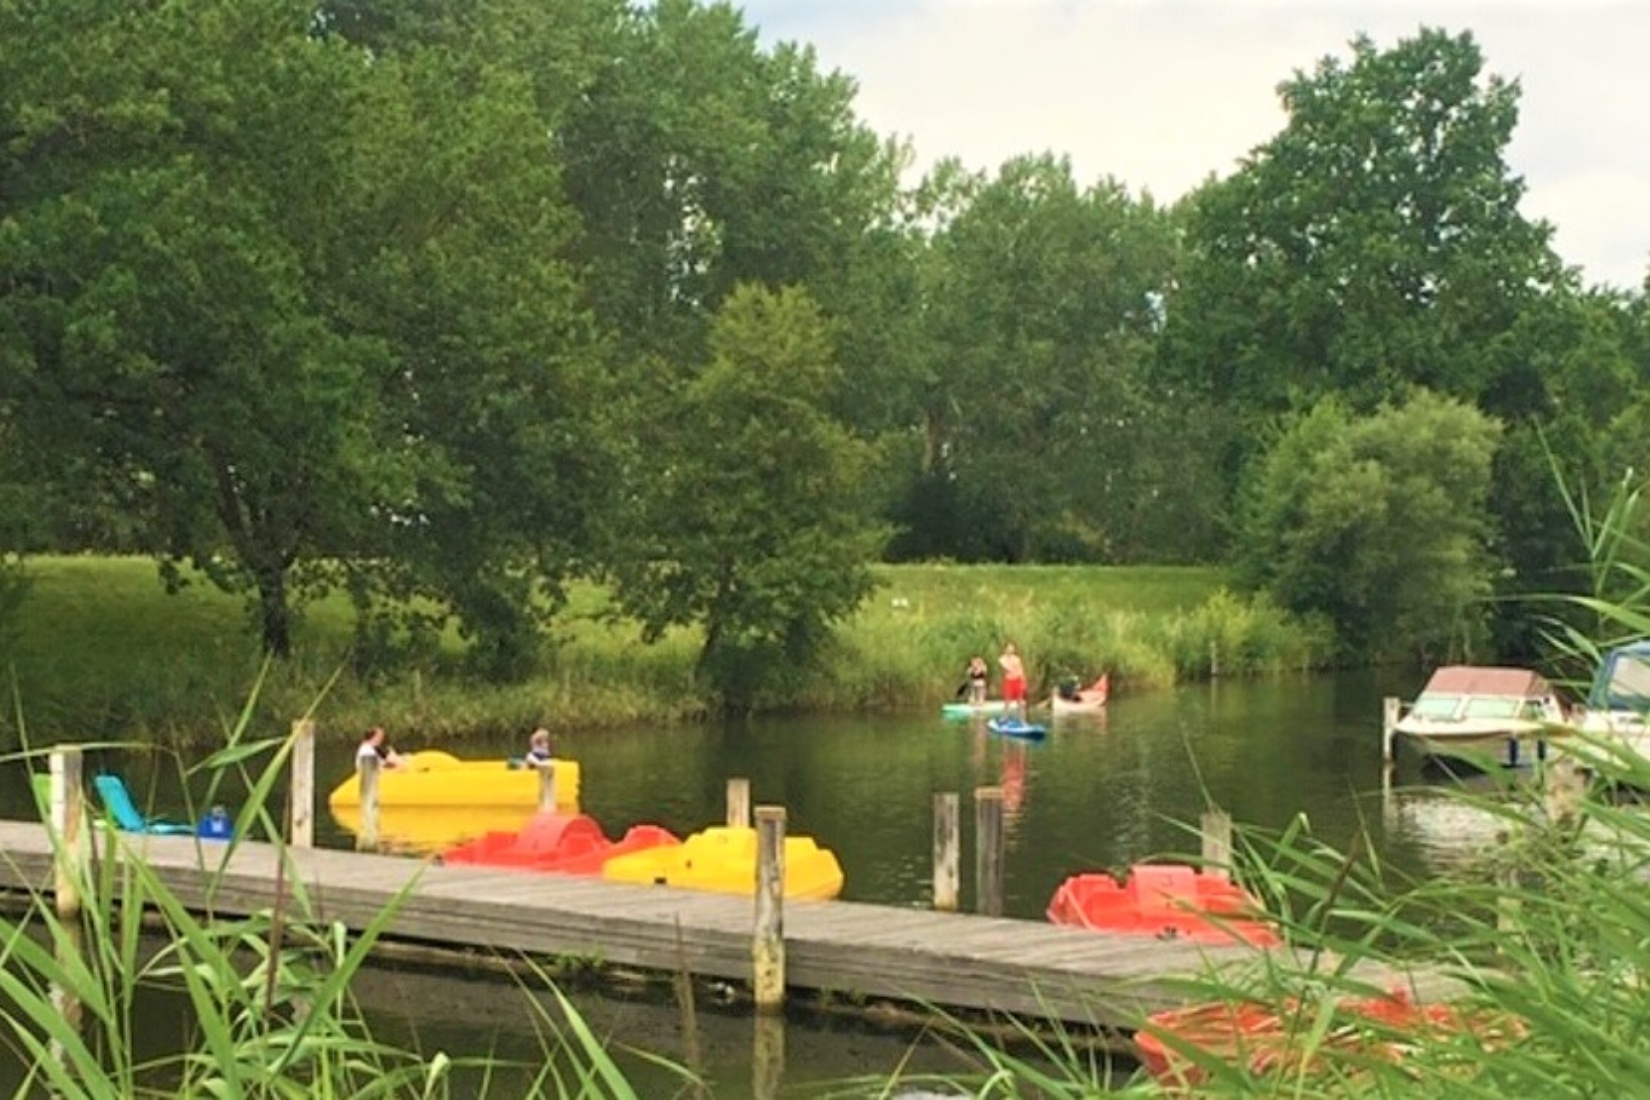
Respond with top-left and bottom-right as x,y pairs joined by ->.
740,1 -> 1650,293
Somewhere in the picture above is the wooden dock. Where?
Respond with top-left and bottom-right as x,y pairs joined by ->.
0,819 -> 1442,1030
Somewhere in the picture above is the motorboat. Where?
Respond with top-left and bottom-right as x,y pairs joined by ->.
441,811 -> 679,874
327,750 -> 582,812
1392,666 -> 1568,767
1046,864 -> 1279,947
1576,642 -> 1650,752
601,825 -> 845,900
1050,672 -> 1109,715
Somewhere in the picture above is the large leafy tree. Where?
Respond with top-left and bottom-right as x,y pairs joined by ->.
897,155 -> 1197,561
1235,390 -> 1502,661
1163,27 -> 1567,487
0,0 -> 604,669
556,0 -> 903,367
609,285 -> 886,708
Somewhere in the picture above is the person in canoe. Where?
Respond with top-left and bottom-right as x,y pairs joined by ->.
965,656 -> 990,704
526,727 -> 555,766
357,726 -> 406,770
999,643 -> 1028,719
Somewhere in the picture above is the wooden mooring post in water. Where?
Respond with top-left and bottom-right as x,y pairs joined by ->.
752,805 -> 787,1100
290,718 -> 315,848
752,805 -> 786,1009
1382,696 -> 1402,768
727,777 -> 752,828
932,792 -> 960,911
356,753 -> 380,851
48,745 -> 86,1072
1200,808 -> 1232,881
973,786 -> 1005,916
537,761 -> 558,814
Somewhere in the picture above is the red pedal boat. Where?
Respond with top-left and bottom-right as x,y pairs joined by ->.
1134,988 -> 1526,1088
1046,864 -> 1280,947
441,812 -> 678,875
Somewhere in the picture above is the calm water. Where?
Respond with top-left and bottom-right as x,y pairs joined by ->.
3,668 -> 1500,1096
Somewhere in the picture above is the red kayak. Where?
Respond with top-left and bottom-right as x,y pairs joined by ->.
441,812 -> 679,875
1046,864 -> 1280,947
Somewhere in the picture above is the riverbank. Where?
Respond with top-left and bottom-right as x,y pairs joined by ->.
3,555 -> 1334,746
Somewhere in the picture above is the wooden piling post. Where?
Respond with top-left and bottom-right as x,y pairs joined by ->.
1544,756 -> 1584,825
49,747 -> 84,919
752,1011 -> 786,1100
537,761 -> 558,813
974,786 -> 1005,917
357,754 -> 380,851
1382,696 -> 1401,767
290,718 -> 315,848
1200,808 -> 1232,881
1210,640 -> 1220,679
932,792 -> 960,911
752,806 -> 786,1010
727,777 -> 752,829
49,745 -> 85,1070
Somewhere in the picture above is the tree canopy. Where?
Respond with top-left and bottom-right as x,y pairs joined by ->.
3,7 -> 1648,681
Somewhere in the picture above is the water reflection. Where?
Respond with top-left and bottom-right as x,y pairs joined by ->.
1,670 -> 1446,1095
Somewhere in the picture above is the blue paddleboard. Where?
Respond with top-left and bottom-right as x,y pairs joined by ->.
987,717 -> 1047,740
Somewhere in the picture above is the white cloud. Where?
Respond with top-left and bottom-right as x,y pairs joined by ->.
745,0 -> 1650,290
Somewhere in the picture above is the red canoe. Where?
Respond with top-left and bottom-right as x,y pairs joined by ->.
1046,865 -> 1280,947
441,812 -> 679,875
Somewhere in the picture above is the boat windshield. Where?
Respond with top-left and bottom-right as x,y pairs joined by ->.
1461,697 -> 1526,720
1595,650 -> 1650,713
1412,693 -> 1463,719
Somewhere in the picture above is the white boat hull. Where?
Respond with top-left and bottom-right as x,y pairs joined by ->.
1394,717 -> 1561,767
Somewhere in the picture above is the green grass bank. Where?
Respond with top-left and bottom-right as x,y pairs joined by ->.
2,555 -> 1334,746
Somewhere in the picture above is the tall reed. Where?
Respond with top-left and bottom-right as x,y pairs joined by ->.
863,471 -> 1650,1095
2,680 -> 671,1097
7,559 -> 1333,746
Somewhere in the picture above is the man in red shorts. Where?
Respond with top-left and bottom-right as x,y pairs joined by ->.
999,643 -> 1027,719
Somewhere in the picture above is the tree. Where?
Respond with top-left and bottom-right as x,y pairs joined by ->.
608,285 -> 886,708
0,0 -> 605,669
1163,28 -> 1566,488
1235,390 -> 1502,661
894,155 -> 1196,561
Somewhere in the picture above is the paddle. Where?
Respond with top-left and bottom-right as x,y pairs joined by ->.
954,681 -> 970,699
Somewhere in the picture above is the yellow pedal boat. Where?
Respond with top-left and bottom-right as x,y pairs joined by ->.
327,750 -> 581,812
602,825 -> 844,900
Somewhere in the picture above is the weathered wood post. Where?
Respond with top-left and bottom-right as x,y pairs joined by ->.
1382,696 -> 1401,768
1494,830 -> 1520,945
537,760 -> 558,814
49,745 -> 86,1069
290,718 -> 315,848
752,805 -> 786,1010
974,786 -> 1005,917
752,1010 -> 785,1100
49,747 -> 85,913
1200,808 -> 1232,881
1209,640 -> 1220,679
1544,755 -> 1584,826
932,791 -> 960,911
727,777 -> 752,829
356,753 -> 380,851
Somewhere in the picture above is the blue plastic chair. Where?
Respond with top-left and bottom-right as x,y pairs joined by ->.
92,774 -> 197,837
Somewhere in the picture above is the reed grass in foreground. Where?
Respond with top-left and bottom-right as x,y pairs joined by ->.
1,691 -> 685,1099
4,556 -> 1331,746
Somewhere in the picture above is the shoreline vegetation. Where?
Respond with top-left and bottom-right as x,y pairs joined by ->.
3,555 -> 1335,747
